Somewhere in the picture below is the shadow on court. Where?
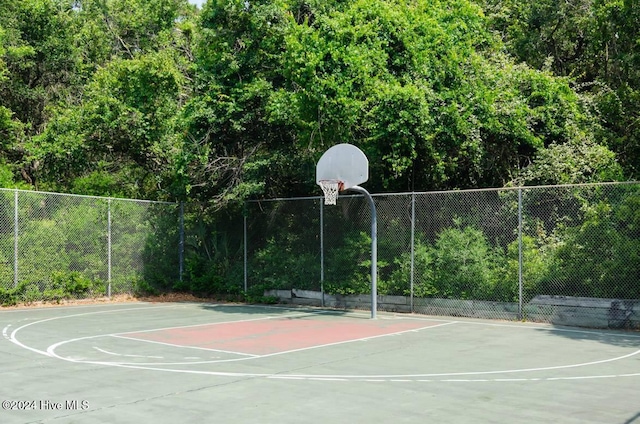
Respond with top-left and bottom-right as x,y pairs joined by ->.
536,325 -> 640,349
624,412 -> 640,424
199,303 -> 346,314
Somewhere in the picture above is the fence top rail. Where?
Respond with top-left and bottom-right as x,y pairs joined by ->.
2,180 -> 637,206
0,188 -> 178,205
245,181 -> 640,203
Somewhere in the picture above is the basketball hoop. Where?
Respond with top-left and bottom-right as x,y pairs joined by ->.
315,143 -> 377,319
319,180 -> 343,205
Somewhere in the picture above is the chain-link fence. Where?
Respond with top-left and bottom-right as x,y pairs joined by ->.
0,189 -> 181,304
1,183 -> 638,327
245,182 -> 640,326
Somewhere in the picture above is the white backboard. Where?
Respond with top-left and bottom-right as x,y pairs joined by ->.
316,143 -> 369,190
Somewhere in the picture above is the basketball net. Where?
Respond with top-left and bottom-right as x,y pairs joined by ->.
319,180 -> 342,205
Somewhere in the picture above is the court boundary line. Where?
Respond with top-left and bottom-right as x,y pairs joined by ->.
0,302 -> 156,313
2,304 -> 181,357
3,302 -> 640,383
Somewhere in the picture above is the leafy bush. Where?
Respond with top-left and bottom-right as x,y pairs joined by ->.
0,286 -> 19,306
21,284 -> 42,304
544,200 -> 640,298
42,271 -> 101,301
387,237 -> 437,297
181,255 -> 243,296
388,225 -> 509,300
431,226 -> 507,300
132,277 -> 159,297
504,233 -> 558,302
50,271 -> 96,295
243,283 -> 279,304
249,235 -> 320,291
324,231 -> 376,295
0,271 -> 102,306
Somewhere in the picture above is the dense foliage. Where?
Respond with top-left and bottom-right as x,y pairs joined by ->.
0,0 -> 635,203
0,0 -> 637,301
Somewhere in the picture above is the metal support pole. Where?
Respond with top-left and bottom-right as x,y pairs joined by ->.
13,190 -> 18,288
349,186 -> 377,319
320,200 -> 325,307
107,199 -> 112,298
179,202 -> 184,282
518,188 -> 523,320
410,192 -> 415,313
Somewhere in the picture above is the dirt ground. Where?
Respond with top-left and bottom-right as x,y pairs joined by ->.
0,292 -> 232,310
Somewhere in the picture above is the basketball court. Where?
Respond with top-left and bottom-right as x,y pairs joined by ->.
1,301 -> 640,423
1,145 -> 638,423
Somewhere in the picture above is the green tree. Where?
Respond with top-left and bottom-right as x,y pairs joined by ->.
188,0 -> 617,202
0,0 -> 82,186
515,139 -> 623,185
0,0 -> 196,195
0,0 -> 79,134
31,51 -> 187,198
478,0 -> 639,179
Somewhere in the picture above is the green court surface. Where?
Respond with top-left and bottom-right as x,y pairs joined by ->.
1,302 -> 639,423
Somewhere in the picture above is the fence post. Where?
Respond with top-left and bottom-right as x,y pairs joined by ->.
13,190 -> 18,288
518,188 -> 523,320
243,201 -> 248,293
179,202 -> 184,282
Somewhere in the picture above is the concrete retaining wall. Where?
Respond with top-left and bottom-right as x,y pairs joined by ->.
265,289 -> 413,312
264,290 -> 640,329
526,295 -> 640,329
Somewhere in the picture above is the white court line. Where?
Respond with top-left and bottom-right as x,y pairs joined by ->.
3,303 -> 320,360
111,334 -> 259,357
2,303 -> 361,364
46,335 -> 230,366
114,311 -> 323,336
249,321 -> 458,360
397,314 -> 640,339
44,317 -> 640,377
2,324 -> 10,339
5,303 -> 640,383
266,347 -> 640,380
3,304 -> 180,357
93,346 -> 164,359
0,302 -> 156,313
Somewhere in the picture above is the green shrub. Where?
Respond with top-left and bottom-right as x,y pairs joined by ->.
387,238 -> 437,297
545,201 -> 640,298
181,255 -> 243,296
50,271 -> 96,295
250,235 -> 320,291
388,225 -> 508,301
0,286 -> 19,306
132,277 -> 160,296
504,230 -> 559,302
244,283 -> 278,304
21,283 -> 42,304
324,231 -> 375,295
431,226 -> 507,300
